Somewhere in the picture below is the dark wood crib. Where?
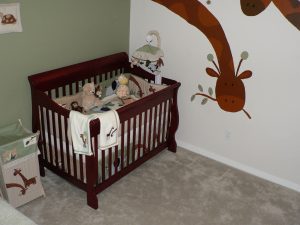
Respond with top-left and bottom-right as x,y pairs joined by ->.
28,52 -> 180,209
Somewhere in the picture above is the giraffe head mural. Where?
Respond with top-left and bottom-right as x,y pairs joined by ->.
240,0 -> 300,30
202,52 -> 252,118
152,0 -> 253,119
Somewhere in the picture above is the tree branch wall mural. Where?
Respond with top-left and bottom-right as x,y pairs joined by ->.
152,0 -> 253,119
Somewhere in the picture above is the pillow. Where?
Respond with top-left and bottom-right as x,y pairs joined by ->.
53,92 -> 83,111
0,3 -> 22,34
126,73 -> 167,98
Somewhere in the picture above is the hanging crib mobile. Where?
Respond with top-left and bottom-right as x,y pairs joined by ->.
131,30 -> 164,84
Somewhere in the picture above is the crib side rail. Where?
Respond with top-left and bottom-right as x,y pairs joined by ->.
28,52 -> 129,93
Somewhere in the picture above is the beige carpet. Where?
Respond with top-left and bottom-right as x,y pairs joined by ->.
18,147 -> 300,225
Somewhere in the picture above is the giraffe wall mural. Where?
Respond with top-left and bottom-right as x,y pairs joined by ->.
130,0 -> 300,193
240,0 -> 300,30
151,0 -> 253,119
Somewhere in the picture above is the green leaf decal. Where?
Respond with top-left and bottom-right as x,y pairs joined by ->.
201,98 -> 208,105
208,87 -> 213,96
198,84 -> 203,92
207,54 -> 214,62
241,51 -> 249,60
191,95 -> 196,102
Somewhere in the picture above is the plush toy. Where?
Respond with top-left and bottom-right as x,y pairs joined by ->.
71,101 -> 83,113
116,74 -> 129,99
82,82 -> 102,111
94,84 -> 103,99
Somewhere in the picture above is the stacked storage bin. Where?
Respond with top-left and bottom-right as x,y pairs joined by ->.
0,120 -> 45,207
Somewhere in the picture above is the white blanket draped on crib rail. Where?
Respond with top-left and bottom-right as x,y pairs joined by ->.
69,110 -> 120,155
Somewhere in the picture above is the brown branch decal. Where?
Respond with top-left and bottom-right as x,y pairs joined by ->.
152,0 -> 252,119
6,183 -> 27,196
240,0 -> 300,30
13,169 -> 36,188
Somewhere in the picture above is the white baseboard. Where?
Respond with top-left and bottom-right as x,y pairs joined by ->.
177,140 -> 300,193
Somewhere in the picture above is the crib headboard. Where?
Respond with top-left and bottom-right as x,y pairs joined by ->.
28,52 -> 130,93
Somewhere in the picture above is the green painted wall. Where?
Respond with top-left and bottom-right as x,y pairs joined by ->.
0,0 -> 130,128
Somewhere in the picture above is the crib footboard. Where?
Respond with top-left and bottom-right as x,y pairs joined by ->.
28,52 -> 181,209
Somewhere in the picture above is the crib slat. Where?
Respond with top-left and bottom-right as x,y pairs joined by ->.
138,113 -> 142,159
127,119 -> 131,166
76,81 -> 79,93
121,122 -> 125,169
148,108 -> 153,152
132,116 -> 137,163
162,100 -> 167,143
93,134 -> 99,184
69,84 -> 73,95
39,107 -> 48,163
108,148 -> 112,178
79,155 -> 84,181
48,91 -> 52,98
157,103 -> 163,145
64,117 -> 71,174
166,99 -> 172,140
55,88 -> 59,98
102,150 -> 105,182
114,145 -> 118,174
52,112 -> 59,167
58,115 -> 65,172
62,86 -> 66,97
46,109 -> 53,164
143,109 -> 148,155
152,105 -> 157,149
72,145 -> 77,179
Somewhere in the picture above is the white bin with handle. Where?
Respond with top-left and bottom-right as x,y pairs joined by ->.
0,120 -> 45,207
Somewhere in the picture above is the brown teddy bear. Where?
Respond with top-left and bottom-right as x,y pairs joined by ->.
82,82 -> 102,112
0,13 -> 17,24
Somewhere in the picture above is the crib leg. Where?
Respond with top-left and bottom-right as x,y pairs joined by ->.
86,154 -> 99,209
87,191 -> 98,209
38,154 -> 45,177
168,139 -> 177,153
167,87 -> 179,153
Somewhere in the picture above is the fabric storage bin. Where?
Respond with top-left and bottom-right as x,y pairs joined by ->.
0,120 -> 45,207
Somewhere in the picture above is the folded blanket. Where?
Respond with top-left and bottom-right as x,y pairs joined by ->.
69,110 -> 120,155
97,110 -> 120,150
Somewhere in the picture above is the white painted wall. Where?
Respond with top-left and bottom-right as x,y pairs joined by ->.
130,0 -> 300,191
